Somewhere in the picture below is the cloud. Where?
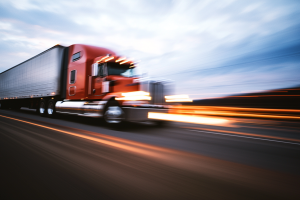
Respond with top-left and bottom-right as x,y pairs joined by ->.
0,0 -> 299,99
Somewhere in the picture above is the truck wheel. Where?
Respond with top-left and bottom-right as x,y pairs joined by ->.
154,120 -> 169,127
12,103 -> 21,110
39,99 -> 47,117
103,101 -> 124,126
47,99 -> 56,118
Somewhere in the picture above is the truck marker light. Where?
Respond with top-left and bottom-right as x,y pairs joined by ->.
120,60 -> 129,65
116,57 -> 126,62
104,57 -> 114,62
51,92 -> 55,95
97,56 -> 109,63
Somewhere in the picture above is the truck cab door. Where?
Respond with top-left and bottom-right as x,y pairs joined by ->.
89,63 -> 107,97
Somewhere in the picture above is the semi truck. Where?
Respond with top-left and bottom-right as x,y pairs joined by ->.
0,44 -> 171,125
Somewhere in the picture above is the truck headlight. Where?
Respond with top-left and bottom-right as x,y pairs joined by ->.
115,91 -> 151,101
164,95 -> 193,102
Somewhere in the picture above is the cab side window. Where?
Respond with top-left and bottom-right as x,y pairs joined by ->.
72,52 -> 81,62
97,64 -> 104,77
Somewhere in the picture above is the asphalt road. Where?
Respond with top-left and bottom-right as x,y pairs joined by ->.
1,108 -> 300,200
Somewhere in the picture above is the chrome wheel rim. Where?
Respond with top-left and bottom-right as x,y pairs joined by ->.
40,102 -> 45,114
104,106 -> 123,123
48,102 -> 53,115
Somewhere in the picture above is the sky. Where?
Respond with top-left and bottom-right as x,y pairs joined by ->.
0,0 -> 299,99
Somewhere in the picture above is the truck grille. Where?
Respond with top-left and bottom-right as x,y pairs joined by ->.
149,82 -> 164,105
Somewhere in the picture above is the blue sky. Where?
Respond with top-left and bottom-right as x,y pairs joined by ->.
0,0 -> 299,99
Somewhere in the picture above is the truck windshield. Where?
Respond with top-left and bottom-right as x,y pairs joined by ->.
107,63 -> 137,77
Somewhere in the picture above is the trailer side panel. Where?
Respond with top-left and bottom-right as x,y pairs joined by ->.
0,46 -> 66,99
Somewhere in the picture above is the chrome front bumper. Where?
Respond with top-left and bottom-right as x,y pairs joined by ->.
122,107 -> 168,122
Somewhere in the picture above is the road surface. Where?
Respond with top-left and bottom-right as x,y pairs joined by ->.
1,109 -> 299,199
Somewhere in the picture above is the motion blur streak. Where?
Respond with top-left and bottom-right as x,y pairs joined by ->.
184,127 -> 300,144
171,106 -> 300,120
0,114 -> 233,167
0,114 -> 192,160
1,110 -> 300,199
148,112 -> 230,126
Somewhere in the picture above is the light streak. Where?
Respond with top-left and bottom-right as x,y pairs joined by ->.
148,112 -> 229,125
171,106 -> 300,120
116,91 -> 151,101
0,114 -> 208,167
0,114 -> 165,156
230,95 -> 300,97
184,127 -> 300,145
165,95 -> 193,102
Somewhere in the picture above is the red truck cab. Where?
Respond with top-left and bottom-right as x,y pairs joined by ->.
56,44 -> 168,124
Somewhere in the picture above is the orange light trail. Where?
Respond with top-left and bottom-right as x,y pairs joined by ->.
183,127 -> 300,143
230,95 -> 300,97
171,106 -> 300,120
0,114 -> 199,162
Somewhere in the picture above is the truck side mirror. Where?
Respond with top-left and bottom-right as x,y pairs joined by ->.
91,63 -> 98,76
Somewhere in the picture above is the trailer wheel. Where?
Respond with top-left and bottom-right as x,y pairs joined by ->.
39,99 -> 47,117
47,99 -> 56,118
103,100 -> 124,126
0,102 -> 5,109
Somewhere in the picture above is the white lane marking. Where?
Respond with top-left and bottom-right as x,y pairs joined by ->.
188,129 -> 300,146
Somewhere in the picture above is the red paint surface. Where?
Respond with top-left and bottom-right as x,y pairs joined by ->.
66,44 -> 138,101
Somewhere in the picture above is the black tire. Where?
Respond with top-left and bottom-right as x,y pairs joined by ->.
39,99 -> 47,117
154,120 -> 169,127
47,99 -> 57,118
103,100 -> 124,128
0,102 -> 6,109
12,103 -> 21,110
0,101 -> 9,109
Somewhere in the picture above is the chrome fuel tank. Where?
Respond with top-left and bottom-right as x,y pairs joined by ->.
55,100 -> 106,117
